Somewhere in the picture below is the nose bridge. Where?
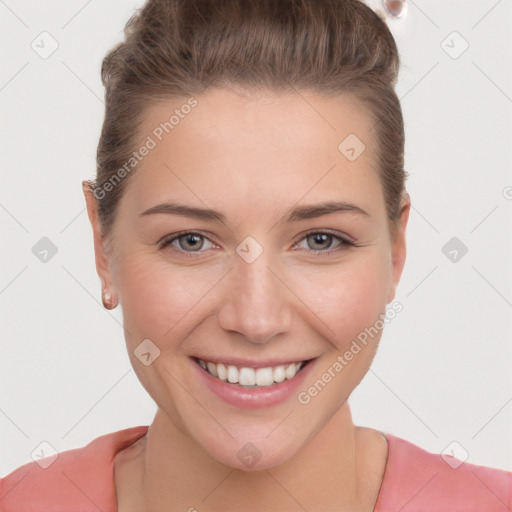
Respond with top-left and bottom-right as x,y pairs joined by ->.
239,256 -> 275,307
218,248 -> 292,344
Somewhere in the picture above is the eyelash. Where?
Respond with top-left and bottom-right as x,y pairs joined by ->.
158,229 -> 356,258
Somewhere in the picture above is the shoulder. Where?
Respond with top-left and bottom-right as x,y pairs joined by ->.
0,425 -> 148,512
375,433 -> 512,511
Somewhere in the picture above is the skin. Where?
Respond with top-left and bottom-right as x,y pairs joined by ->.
83,86 -> 410,511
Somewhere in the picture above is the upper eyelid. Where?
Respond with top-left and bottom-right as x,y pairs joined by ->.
159,230 -> 217,245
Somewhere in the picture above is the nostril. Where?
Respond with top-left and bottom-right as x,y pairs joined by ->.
382,0 -> 407,18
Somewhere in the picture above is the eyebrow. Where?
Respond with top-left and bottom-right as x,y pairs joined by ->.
140,200 -> 370,223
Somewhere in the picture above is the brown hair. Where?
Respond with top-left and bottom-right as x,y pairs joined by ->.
85,0 -> 408,244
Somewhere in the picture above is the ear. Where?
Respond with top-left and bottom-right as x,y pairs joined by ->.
82,180 -> 117,303
387,192 -> 411,304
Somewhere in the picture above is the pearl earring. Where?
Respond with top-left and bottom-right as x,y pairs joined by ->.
102,288 -> 118,310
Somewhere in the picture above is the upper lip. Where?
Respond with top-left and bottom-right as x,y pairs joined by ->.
191,356 -> 316,369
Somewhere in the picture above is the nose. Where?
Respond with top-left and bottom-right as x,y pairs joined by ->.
217,251 -> 293,344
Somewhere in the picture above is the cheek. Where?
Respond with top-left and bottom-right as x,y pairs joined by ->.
295,253 -> 391,351
293,255 -> 392,412
113,254 -> 225,344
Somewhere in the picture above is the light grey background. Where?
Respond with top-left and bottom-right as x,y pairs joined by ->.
1,0 -> 511,476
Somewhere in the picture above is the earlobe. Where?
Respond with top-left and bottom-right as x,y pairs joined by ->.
82,180 -> 119,309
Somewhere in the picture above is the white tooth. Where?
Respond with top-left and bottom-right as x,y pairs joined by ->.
285,363 -> 297,380
206,362 -> 218,377
273,365 -> 286,383
255,367 -> 274,386
227,365 -> 239,383
198,359 -> 207,370
208,361 -> 303,385
239,367 -> 256,386
217,363 -> 227,381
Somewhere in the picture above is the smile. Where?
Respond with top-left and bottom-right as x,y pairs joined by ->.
195,358 -> 307,387
191,356 -> 317,409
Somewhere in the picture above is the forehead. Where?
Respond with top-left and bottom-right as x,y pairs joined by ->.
122,87 -> 384,219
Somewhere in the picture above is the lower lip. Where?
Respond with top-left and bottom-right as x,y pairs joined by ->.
191,358 -> 316,410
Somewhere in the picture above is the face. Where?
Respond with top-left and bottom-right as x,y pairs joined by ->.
85,87 -> 409,470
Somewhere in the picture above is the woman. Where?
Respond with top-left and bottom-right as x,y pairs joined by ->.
1,0 -> 510,510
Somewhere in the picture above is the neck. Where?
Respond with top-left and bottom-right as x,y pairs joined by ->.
117,404 -> 385,512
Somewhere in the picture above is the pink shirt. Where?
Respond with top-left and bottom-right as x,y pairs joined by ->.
1,425 -> 511,511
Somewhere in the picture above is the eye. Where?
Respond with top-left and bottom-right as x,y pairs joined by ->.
294,230 -> 354,254
159,231 -> 217,255
159,229 -> 355,257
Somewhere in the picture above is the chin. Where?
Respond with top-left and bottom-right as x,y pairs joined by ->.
200,435 -> 301,472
